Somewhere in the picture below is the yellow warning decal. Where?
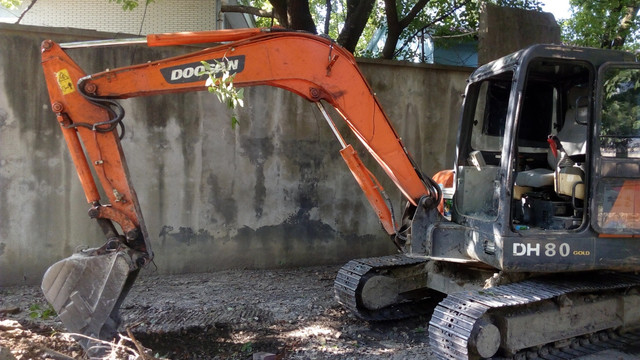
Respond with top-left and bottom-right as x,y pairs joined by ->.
56,69 -> 75,95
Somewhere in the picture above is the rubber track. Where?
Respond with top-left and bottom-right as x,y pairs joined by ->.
333,254 -> 433,321
428,273 -> 640,359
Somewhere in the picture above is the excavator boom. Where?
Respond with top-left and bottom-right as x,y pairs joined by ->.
40,28 -> 435,350
73,30 -> 433,201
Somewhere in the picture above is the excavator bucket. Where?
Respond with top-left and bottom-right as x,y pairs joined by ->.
41,249 -> 139,352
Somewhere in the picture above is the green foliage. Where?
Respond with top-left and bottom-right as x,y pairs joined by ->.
240,342 -> 253,353
413,326 -> 426,333
431,0 -> 541,37
563,0 -> 640,50
600,67 -> 640,156
198,59 -> 245,129
28,303 -> 57,320
0,0 -> 21,9
356,0 -> 542,60
248,0 -> 274,28
231,1 -> 544,61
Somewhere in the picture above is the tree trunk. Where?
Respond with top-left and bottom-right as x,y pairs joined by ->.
382,0 -> 401,59
381,0 -> 428,59
269,0 -> 290,28
289,1 -> 317,33
611,2 -> 640,49
269,0 -> 317,33
337,0 -> 376,53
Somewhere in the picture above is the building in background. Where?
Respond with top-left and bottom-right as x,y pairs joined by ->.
365,26 -> 478,67
0,0 -> 254,34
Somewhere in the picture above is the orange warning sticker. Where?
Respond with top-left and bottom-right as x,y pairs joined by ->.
56,69 -> 75,95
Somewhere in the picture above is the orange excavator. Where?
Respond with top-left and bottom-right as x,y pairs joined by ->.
41,28 -> 640,359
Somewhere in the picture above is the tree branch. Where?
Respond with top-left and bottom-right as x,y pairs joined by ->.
337,0 -> 375,52
393,0 -> 465,58
384,0 -> 399,29
15,0 -> 37,24
220,4 -> 272,18
399,0 -> 428,29
382,0 -> 429,59
611,2 -> 640,48
324,0 -> 332,35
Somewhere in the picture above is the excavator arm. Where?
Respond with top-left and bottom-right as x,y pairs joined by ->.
40,28 -> 437,349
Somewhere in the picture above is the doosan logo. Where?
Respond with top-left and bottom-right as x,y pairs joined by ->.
160,56 -> 245,84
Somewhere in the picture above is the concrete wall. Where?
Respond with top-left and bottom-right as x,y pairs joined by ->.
0,24 -> 471,286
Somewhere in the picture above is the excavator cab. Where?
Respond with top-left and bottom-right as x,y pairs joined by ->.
458,55 -> 592,231
412,45 -> 640,359
450,44 -> 640,272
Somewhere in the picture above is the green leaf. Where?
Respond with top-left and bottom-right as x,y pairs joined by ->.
241,342 -> 253,353
201,56 -> 244,128
41,307 -> 56,320
0,0 -> 21,9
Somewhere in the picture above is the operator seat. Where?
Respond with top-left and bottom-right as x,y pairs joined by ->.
554,85 -> 589,160
515,85 -> 589,190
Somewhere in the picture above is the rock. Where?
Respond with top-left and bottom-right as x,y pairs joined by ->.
379,340 -> 400,349
0,307 -> 20,315
0,320 -> 20,331
252,352 -> 276,360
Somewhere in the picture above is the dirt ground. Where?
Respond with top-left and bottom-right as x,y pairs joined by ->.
0,265 -> 435,360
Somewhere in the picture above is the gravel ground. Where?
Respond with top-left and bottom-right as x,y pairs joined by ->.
0,265 -> 436,359
3,265 -> 639,360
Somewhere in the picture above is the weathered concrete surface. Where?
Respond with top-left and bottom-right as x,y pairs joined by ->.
0,24 -> 471,286
478,3 -> 561,65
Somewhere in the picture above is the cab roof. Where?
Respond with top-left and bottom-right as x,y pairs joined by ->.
470,44 -> 636,82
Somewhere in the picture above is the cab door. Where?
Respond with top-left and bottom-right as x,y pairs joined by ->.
592,63 -> 640,235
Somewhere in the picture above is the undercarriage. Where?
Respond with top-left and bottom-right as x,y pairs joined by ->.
335,254 -> 640,359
